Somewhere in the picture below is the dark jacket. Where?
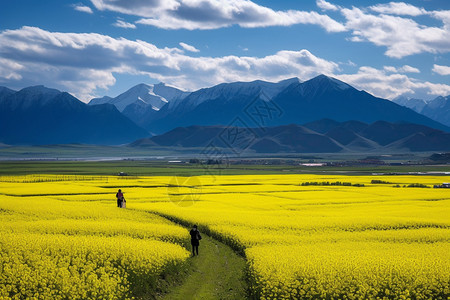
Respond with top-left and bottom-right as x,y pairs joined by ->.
189,228 -> 201,245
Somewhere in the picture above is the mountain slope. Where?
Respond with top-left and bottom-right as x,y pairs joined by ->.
133,123 -> 342,153
89,83 -> 189,126
420,96 -> 450,127
0,86 -> 149,145
392,96 -> 428,112
141,78 -> 301,133
271,75 -> 449,131
131,119 -> 450,153
0,86 -> 16,100
393,95 -> 450,127
139,75 -> 449,134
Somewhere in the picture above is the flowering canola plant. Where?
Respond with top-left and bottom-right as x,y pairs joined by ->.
0,175 -> 190,299
132,174 -> 450,299
1,174 -> 449,299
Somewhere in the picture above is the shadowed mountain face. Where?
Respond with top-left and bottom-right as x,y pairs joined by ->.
2,75 -> 449,147
420,96 -> 450,127
131,119 -> 450,153
0,86 -> 15,99
136,78 -> 301,134
393,95 -> 450,127
271,75 -> 448,131
132,75 -> 448,134
132,123 -> 343,153
0,86 -> 149,145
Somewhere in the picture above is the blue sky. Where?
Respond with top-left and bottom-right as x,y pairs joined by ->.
1,0 -> 449,102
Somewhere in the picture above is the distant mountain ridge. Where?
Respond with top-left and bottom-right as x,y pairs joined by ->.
393,95 -> 450,127
2,74 -> 450,147
137,77 -> 302,134
131,119 -> 450,153
0,86 -> 149,145
98,75 -> 448,134
90,82 -> 189,111
89,82 -> 190,128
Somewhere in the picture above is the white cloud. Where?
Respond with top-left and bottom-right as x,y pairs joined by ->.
383,66 -> 397,73
432,64 -> 450,75
73,4 -> 94,14
316,0 -> 339,12
1,26 -> 448,103
179,42 -> 200,53
77,1 -> 450,60
90,0 -> 345,32
113,19 -> 137,29
0,26 -> 338,101
341,7 -> 450,58
346,60 -> 356,67
384,65 -> 420,73
432,10 -> 450,26
0,58 -> 24,80
398,65 -> 420,73
337,66 -> 450,100
89,0 -> 176,16
369,2 -> 426,16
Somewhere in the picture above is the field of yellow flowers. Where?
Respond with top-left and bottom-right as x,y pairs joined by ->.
132,174 -> 450,299
0,175 -> 190,299
1,173 -> 449,299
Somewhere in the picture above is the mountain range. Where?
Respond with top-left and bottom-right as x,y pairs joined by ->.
393,95 -> 450,127
0,86 -> 148,145
89,75 -> 449,135
131,119 -> 450,153
1,74 -> 450,149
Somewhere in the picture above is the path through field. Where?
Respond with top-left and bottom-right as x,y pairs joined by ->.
162,234 -> 247,300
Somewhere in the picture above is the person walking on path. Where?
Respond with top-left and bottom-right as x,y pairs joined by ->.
116,189 -> 124,208
189,225 -> 202,256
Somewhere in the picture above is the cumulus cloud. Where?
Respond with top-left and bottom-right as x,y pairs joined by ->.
432,10 -> 450,26
398,65 -> 420,73
90,0 -> 345,32
384,65 -> 420,73
2,26 -> 448,102
337,66 -> 450,100
0,58 -> 24,81
316,0 -> 339,12
73,4 -> 94,14
383,66 -> 397,73
113,19 -> 137,29
78,0 -> 450,60
341,6 -> 450,58
432,64 -> 450,76
179,42 -> 200,53
369,2 -> 426,16
0,26 -> 338,101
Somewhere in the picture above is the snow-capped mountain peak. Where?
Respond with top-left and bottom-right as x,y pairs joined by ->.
168,77 -> 302,112
88,83 -> 188,112
392,96 -> 428,112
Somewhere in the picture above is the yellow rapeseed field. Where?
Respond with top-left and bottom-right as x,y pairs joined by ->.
133,174 -> 450,299
1,173 -> 449,299
0,175 -> 190,299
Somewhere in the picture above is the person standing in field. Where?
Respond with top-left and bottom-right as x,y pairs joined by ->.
116,189 -> 124,208
189,225 -> 202,256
